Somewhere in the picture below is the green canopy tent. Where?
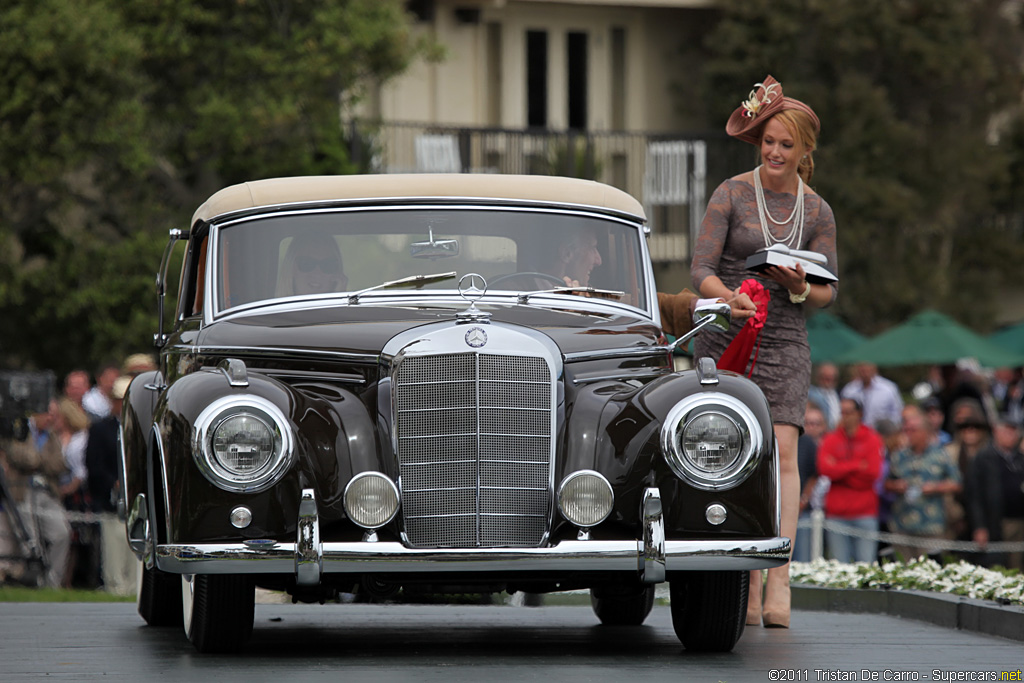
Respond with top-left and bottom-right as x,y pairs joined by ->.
805,312 -> 867,364
989,321 -> 1024,362
834,310 -> 1024,368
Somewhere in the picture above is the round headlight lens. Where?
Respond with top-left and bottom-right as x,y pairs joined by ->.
212,414 -> 275,475
193,395 -> 294,493
345,473 -> 400,529
558,471 -> 614,527
681,412 -> 742,474
660,393 -> 763,491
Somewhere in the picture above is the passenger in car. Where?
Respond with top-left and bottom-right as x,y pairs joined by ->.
658,288 -> 757,339
276,233 -> 348,297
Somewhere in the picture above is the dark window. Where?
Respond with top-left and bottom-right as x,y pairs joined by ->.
405,0 -> 433,22
526,30 -> 548,128
567,32 -> 587,131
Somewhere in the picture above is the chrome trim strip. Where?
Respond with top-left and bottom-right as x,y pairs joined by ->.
184,345 -> 379,365
153,537 -> 790,575
295,488 -> 321,586
563,346 -> 670,363
641,488 -> 666,583
571,369 -> 670,385
152,424 -> 173,551
126,493 -> 148,557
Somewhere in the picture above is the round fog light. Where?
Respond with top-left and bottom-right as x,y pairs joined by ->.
706,503 -> 727,526
230,506 -> 253,528
344,472 -> 399,529
558,470 -> 614,528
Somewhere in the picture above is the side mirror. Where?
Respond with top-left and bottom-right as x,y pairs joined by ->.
666,301 -> 732,353
154,228 -> 187,347
693,301 -> 731,332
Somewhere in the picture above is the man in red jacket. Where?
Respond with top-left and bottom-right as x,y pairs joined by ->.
817,397 -> 884,563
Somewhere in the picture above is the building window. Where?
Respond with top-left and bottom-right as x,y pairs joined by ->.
567,31 -> 588,131
526,30 -> 548,128
486,22 -> 502,126
610,27 -> 626,131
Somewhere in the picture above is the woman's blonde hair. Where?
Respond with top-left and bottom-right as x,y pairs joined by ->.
765,109 -> 819,184
58,397 -> 90,432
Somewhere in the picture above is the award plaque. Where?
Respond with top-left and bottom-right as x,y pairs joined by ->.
745,244 -> 838,284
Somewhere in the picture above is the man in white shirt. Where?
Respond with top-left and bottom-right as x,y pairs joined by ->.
841,362 -> 904,430
81,363 -> 120,421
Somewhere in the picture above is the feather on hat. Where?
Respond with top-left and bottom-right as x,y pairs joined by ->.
725,75 -> 820,146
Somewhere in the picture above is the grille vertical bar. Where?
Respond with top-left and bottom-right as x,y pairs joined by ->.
395,352 -> 553,548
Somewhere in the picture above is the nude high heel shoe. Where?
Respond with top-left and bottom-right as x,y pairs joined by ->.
746,570 -> 763,626
762,581 -> 791,628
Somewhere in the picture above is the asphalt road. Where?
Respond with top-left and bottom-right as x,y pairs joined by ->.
3,602 -> 1022,682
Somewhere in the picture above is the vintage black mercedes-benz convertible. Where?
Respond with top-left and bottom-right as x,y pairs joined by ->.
119,174 -> 788,653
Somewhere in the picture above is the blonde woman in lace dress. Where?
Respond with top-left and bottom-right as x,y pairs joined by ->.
691,76 -> 839,628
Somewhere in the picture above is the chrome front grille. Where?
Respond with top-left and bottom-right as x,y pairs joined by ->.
395,351 -> 553,548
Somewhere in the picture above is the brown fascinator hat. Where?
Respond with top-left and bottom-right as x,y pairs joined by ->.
725,75 -> 820,146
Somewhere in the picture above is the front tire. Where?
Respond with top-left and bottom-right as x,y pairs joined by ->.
590,584 -> 656,625
137,560 -> 182,627
182,574 -> 255,653
669,571 -> 748,652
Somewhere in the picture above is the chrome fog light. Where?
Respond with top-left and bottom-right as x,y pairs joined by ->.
558,470 -> 614,528
344,472 -> 400,529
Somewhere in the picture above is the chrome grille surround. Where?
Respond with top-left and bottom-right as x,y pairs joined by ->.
391,324 -> 559,548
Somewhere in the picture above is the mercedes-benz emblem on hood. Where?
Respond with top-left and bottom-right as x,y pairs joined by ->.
465,327 -> 488,348
458,273 -> 487,302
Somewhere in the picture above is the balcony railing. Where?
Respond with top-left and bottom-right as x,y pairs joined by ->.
347,120 -> 750,262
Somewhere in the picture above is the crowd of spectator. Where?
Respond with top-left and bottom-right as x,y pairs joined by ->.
0,354 -> 156,590
801,361 -> 1024,569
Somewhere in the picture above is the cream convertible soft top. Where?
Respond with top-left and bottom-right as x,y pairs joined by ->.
191,174 -> 647,227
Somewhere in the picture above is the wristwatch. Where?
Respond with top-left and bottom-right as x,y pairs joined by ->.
789,281 -> 811,304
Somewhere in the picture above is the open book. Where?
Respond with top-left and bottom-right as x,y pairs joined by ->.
745,244 -> 838,284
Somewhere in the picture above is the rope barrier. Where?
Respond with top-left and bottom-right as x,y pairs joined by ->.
798,511 -> 1024,553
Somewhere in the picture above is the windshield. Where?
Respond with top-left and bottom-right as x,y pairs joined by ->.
214,207 -> 648,314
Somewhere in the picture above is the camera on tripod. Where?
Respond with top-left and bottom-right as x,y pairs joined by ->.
0,371 -> 56,441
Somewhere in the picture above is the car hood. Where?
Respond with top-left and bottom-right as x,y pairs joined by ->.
198,303 -> 662,358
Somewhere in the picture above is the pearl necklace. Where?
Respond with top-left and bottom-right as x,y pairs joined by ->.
753,165 -> 804,248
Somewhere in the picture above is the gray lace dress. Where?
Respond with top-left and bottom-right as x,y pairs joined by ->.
691,176 -> 838,428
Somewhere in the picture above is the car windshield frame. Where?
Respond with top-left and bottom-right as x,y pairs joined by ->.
203,203 -> 655,322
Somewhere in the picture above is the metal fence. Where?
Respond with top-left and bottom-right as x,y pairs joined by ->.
347,120 -> 751,262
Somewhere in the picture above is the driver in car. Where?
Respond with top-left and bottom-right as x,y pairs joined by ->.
276,233 -> 348,297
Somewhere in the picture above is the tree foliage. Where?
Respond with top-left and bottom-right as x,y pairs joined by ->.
0,0 -> 427,376
698,0 -> 1024,334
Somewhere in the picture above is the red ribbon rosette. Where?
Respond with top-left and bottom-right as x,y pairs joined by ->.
716,279 -> 770,377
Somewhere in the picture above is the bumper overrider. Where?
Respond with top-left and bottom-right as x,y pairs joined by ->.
153,488 -> 790,583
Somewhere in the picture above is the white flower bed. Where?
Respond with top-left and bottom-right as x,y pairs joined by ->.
790,558 -> 1024,606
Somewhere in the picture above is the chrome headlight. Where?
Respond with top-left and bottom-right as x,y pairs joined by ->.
193,395 -> 294,493
660,393 -> 763,490
558,470 -> 614,527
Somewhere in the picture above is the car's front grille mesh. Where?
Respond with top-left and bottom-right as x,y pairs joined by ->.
395,352 -> 553,548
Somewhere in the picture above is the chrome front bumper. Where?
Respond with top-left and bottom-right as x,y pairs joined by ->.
154,488 -> 790,583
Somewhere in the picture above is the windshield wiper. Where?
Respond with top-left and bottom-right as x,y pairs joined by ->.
348,272 -> 457,304
517,286 -> 625,304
